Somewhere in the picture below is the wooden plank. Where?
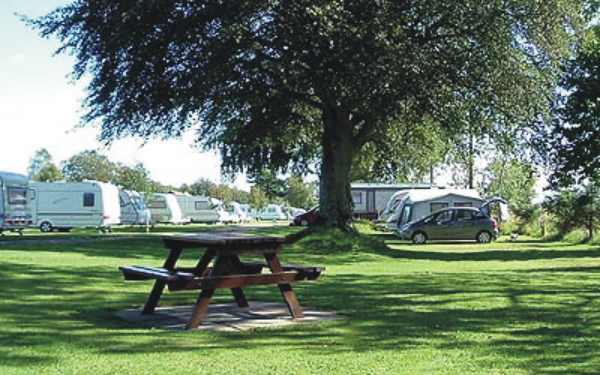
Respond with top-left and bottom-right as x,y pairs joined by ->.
168,271 -> 298,291
186,288 -> 215,330
162,232 -> 286,249
192,249 -> 215,276
142,247 -> 182,315
240,261 -> 324,281
264,253 -> 304,319
119,266 -> 194,281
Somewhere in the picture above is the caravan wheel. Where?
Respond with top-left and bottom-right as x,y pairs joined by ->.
40,222 -> 53,233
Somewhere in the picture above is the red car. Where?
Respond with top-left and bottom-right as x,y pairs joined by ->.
292,206 -> 320,226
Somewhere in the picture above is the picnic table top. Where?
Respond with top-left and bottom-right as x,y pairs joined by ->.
162,232 -> 287,247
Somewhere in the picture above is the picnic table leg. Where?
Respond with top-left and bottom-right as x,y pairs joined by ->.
142,247 -> 182,314
186,254 -> 227,329
186,288 -> 215,330
264,252 -> 304,319
229,256 -> 249,308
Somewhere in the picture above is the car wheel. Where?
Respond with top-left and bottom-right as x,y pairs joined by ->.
40,222 -> 53,233
477,231 -> 492,244
412,232 -> 427,245
300,219 -> 309,226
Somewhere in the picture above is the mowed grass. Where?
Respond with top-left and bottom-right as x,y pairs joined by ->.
1,225 -> 600,374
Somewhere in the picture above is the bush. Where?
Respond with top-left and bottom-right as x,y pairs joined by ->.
563,229 -> 590,244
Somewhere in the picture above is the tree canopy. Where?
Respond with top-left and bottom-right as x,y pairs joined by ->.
550,24 -> 600,185
30,0 -> 583,229
28,148 -> 63,182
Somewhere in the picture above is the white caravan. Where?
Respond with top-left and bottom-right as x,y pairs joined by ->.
227,202 -> 250,223
30,181 -> 121,232
119,190 -> 151,225
174,193 -> 220,224
380,189 -> 485,231
0,171 -> 33,234
257,204 -> 288,221
147,193 -> 187,224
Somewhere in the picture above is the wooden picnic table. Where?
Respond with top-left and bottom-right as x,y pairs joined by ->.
119,231 -> 323,330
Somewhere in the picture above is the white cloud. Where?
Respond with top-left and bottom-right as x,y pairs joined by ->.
8,53 -> 25,64
0,85 -> 250,190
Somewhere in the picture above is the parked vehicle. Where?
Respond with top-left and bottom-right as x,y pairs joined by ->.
174,193 -> 220,224
292,206 -> 320,226
219,204 -> 242,224
0,171 -> 33,235
380,189 -> 485,231
238,203 -> 254,222
351,182 -> 432,219
228,202 -> 250,222
30,181 -> 121,232
396,201 -> 507,244
256,204 -> 288,221
119,190 -> 151,225
147,193 -> 187,224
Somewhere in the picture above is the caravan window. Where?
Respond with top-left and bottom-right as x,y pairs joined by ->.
7,187 -> 27,205
83,193 -> 95,207
352,192 -> 363,204
195,201 -> 209,210
148,200 -> 166,209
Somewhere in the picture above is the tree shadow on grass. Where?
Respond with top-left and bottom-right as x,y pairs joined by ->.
2,258 -> 600,373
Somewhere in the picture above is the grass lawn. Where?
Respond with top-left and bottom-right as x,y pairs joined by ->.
1,224 -> 600,374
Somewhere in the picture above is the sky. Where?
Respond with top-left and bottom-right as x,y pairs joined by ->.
0,0 -> 249,190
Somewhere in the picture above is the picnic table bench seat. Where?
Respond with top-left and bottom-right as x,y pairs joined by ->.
120,262 -> 323,290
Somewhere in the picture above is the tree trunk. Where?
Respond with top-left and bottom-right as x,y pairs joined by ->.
467,130 -> 474,189
319,107 -> 355,231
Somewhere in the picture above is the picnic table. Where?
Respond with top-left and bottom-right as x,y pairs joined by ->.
119,231 -> 323,330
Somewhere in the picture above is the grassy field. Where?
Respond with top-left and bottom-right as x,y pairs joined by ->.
1,224 -> 600,374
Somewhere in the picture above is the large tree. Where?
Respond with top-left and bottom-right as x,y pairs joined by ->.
31,1 -> 581,229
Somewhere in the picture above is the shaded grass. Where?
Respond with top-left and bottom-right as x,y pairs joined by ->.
1,225 -> 600,374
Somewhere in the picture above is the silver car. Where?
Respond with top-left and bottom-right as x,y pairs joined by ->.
396,207 -> 500,244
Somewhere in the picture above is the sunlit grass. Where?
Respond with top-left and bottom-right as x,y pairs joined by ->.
1,224 -> 600,374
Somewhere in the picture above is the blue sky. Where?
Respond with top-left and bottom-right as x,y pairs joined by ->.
0,0 -> 245,188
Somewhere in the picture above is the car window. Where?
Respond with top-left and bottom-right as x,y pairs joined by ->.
430,202 -> 449,213
435,210 -> 453,224
399,205 -> 413,225
456,209 -> 475,221
454,202 -> 473,207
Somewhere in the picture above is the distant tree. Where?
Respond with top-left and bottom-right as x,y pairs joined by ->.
248,186 -> 268,209
543,178 -> 600,239
114,163 -> 153,192
285,176 -> 317,209
61,150 -> 116,182
28,148 -> 63,181
35,163 -> 63,182
482,157 -> 536,218
249,171 -> 288,200
31,1 -> 583,230
549,24 -> 600,186
187,178 -> 218,197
